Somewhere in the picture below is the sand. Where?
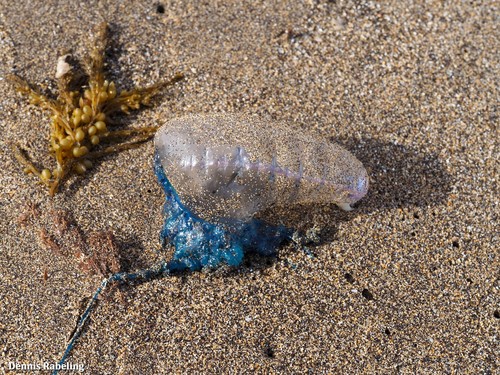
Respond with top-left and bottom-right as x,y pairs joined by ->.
0,0 -> 498,374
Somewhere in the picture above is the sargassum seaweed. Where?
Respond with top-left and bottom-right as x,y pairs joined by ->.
8,22 -> 183,196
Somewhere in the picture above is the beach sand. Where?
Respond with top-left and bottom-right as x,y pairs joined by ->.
0,1 -> 497,373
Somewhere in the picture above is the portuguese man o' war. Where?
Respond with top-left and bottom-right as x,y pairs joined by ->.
53,113 -> 368,374
154,113 -> 368,271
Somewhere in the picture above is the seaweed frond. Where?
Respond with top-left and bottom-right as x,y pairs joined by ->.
8,22 -> 184,196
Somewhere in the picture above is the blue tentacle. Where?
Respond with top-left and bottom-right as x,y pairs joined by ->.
52,153 -> 291,374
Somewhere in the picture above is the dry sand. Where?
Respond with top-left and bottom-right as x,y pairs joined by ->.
0,1 -> 498,374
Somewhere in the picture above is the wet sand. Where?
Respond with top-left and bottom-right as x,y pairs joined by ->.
0,1 -> 498,373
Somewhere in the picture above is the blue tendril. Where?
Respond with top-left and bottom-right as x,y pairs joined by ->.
52,153 -> 291,374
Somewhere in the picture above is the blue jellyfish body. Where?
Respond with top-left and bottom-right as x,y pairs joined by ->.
154,153 -> 292,272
